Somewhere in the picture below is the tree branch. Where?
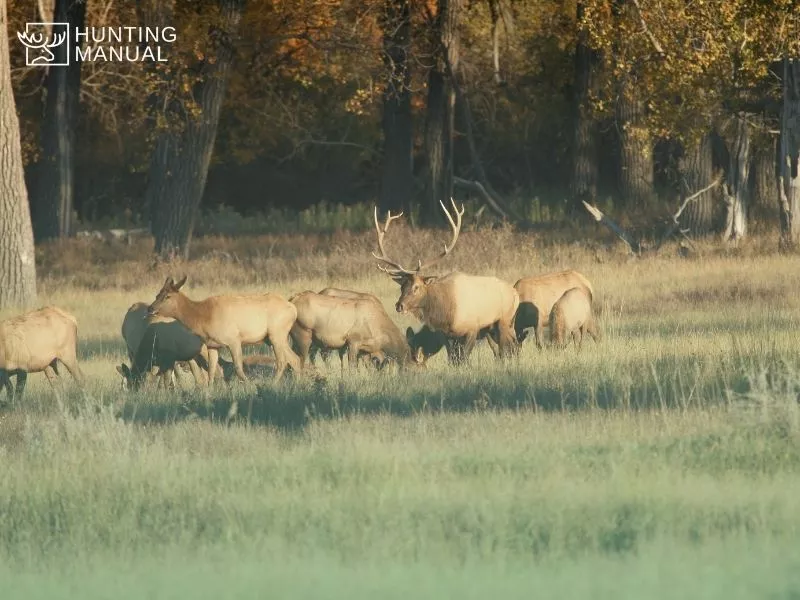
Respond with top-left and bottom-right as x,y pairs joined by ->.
582,201 -> 640,255
630,0 -> 664,56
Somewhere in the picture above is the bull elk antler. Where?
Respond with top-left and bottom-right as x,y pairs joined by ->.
372,198 -> 465,275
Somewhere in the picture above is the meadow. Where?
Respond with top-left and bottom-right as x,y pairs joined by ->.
2,222 -> 800,599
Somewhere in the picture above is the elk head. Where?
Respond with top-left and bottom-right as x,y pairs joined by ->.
147,276 -> 187,318
372,198 -> 464,316
406,325 -> 447,365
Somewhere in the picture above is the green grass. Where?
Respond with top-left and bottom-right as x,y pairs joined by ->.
3,234 -> 800,597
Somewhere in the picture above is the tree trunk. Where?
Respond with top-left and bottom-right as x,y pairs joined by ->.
778,57 -> 800,248
750,130 -> 777,226
422,0 -> 461,225
147,0 -> 245,260
570,0 -> 599,212
722,115 -> 750,241
0,0 -> 37,308
378,0 -> 413,217
31,0 -> 85,242
679,132 -> 715,234
616,81 -> 653,209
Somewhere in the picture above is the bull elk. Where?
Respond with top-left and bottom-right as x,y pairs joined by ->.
147,277 -> 302,383
372,199 -> 519,364
549,287 -> 601,349
513,270 -> 594,348
0,306 -> 85,401
290,290 -> 417,370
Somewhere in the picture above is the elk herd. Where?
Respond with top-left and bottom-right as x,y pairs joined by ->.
0,201 -> 600,402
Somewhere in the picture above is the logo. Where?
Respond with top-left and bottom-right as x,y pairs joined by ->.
17,22 -> 70,66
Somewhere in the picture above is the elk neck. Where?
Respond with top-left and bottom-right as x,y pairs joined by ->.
170,292 -> 209,336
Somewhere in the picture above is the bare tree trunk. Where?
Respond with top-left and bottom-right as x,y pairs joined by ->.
378,0 -> 413,217
0,0 -> 37,308
722,115 -> 750,241
616,81 -> 653,209
422,0 -> 461,225
750,130 -> 777,226
570,0 -> 599,212
778,58 -> 800,248
31,0 -> 85,242
679,132 -> 715,234
147,0 -> 244,260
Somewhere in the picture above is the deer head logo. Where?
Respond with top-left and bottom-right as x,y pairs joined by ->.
17,23 -> 70,66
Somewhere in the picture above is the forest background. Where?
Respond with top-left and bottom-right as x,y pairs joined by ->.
4,0 -> 800,272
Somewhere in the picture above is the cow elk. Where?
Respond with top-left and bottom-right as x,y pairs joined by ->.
0,306 -> 85,401
513,270 -> 594,348
549,287 -> 601,349
147,277 -> 302,383
290,291 -> 417,370
315,287 -> 382,367
372,199 -> 519,364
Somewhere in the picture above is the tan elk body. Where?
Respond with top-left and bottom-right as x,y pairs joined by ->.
549,287 -> 600,349
147,277 -> 302,382
372,200 -> 519,363
290,291 -> 415,369
514,270 -> 594,348
0,306 -> 85,399
315,287 -> 382,367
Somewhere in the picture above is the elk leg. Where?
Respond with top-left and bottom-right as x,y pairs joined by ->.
0,370 -> 12,400
534,323 -> 545,350
347,342 -> 362,370
187,359 -> 205,388
13,371 -> 28,400
206,348 -> 221,386
271,335 -> 304,381
462,331 -> 479,363
573,329 -> 583,351
58,350 -> 86,389
227,342 -> 249,383
484,326 -> 500,358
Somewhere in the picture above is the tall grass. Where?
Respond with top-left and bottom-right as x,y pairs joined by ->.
2,230 -> 800,597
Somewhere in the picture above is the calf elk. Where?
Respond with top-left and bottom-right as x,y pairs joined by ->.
373,199 -> 519,364
0,306 -> 84,400
549,287 -> 601,349
514,270 -> 594,348
147,277 -> 302,382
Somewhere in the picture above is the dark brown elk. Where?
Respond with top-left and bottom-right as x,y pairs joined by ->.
289,291 -> 417,370
405,324 -> 497,365
513,270 -> 594,348
372,199 -> 519,364
0,306 -> 85,400
147,277 -> 302,382
549,286 -> 601,349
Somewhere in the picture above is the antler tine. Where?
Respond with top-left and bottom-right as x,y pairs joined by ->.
417,198 -> 465,271
372,206 -> 416,275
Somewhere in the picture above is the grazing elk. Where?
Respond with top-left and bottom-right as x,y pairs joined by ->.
405,324 -> 498,366
122,302 -> 207,389
147,277 -> 302,383
549,287 -> 601,349
372,199 -> 519,365
315,287 -> 382,367
290,290 -> 417,370
513,270 -> 594,349
0,306 -> 85,401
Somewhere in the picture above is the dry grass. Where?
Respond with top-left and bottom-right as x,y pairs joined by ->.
2,228 -> 800,598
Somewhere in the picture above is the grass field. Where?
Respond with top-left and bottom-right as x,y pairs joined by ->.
2,228 -> 800,598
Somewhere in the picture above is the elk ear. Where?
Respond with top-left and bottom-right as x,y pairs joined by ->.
422,276 -> 438,285
174,275 -> 187,290
162,276 -> 174,290
116,364 -> 131,379
391,274 -> 406,285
